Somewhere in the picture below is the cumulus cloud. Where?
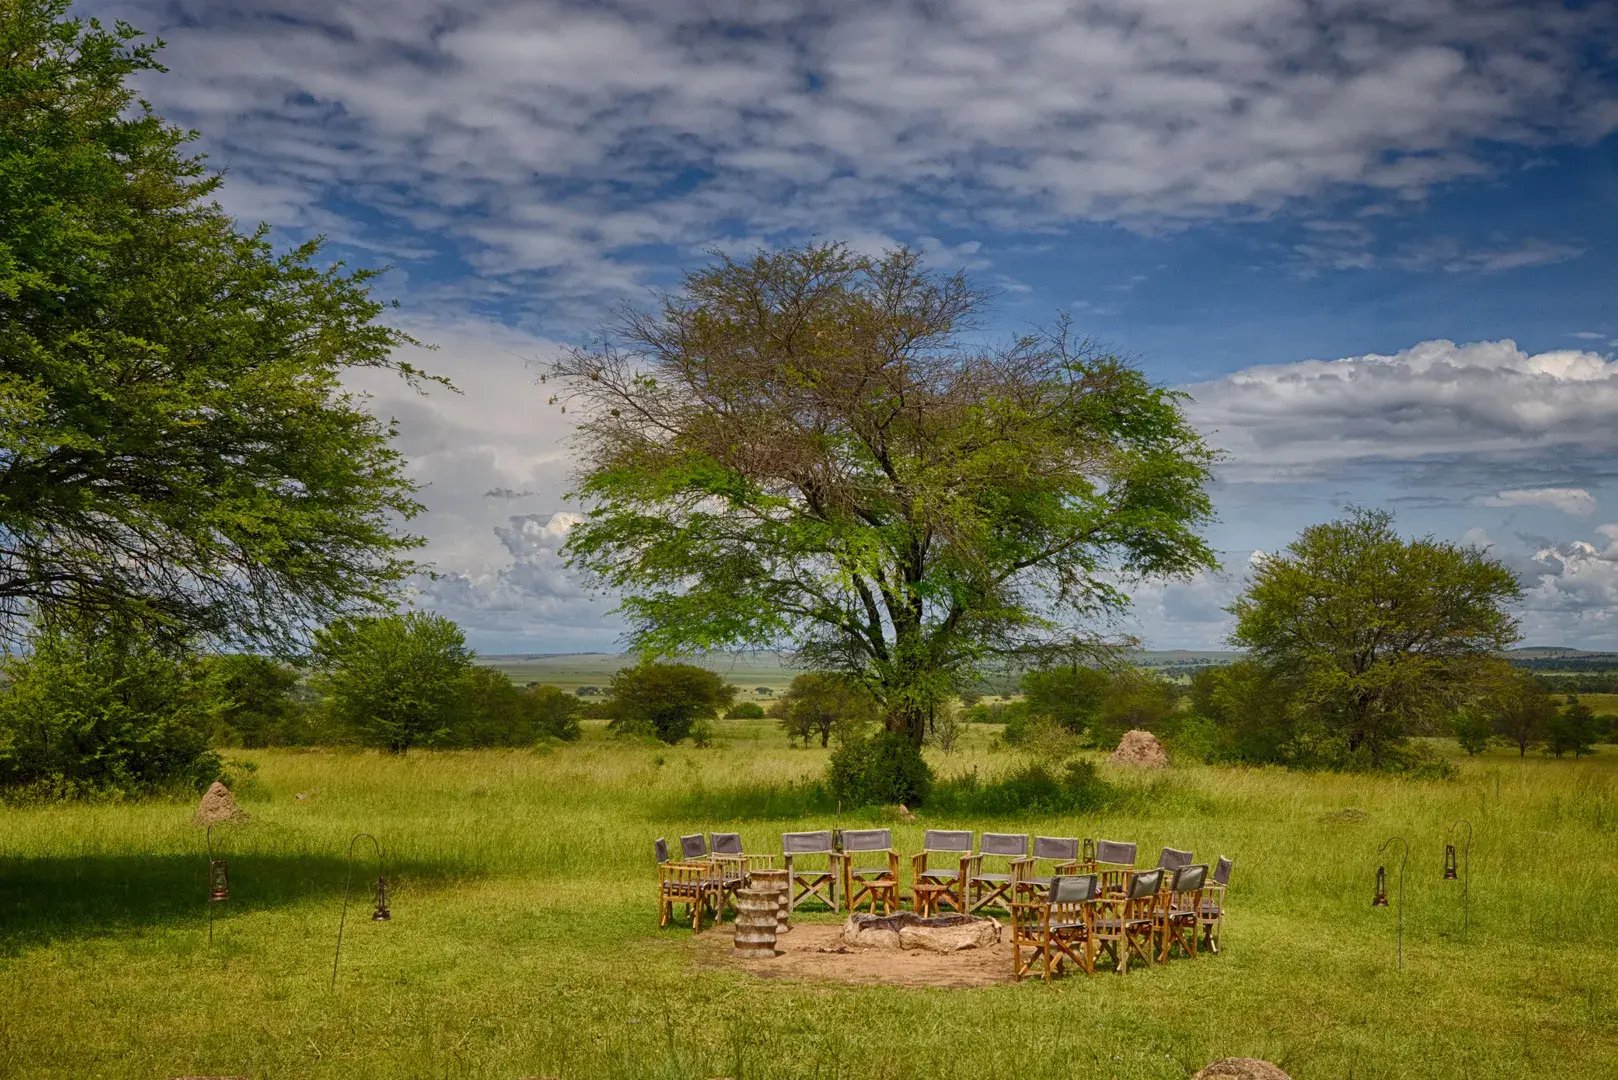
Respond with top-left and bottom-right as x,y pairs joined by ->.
1187,339 -> 1618,483
97,0 -> 1618,315
1477,487 -> 1597,517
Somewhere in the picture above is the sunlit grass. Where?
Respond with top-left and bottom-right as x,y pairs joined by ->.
1,722 -> 1614,1078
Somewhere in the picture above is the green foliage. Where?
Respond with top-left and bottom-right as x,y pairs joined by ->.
1092,669 -> 1179,746
1546,696 -> 1599,759
1019,665 -> 1109,732
1229,508 -> 1520,768
1451,706 -> 1493,756
311,613 -> 472,752
0,1 -> 434,649
727,701 -> 766,719
0,617 -> 222,799
551,243 -> 1217,743
773,671 -> 877,747
1187,660 -> 1298,763
203,653 -> 307,748
1486,667 -> 1556,756
962,699 -> 1029,725
527,684 -> 584,742
826,730 -> 933,807
604,662 -> 735,744
929,758 -> 1109,815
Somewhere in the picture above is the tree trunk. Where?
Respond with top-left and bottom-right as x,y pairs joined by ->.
884,701 -> 928,746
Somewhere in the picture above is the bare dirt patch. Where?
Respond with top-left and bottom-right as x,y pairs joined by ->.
694,920 -> 1015,988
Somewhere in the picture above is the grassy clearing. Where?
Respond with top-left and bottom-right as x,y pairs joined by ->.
1,723 -> 1615,1079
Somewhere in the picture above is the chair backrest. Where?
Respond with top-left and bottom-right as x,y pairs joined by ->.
979,832 -> 1029,857
782,830 -> 834,855
679,834 -> 708,860
841,828 -> 892,853
654,837 -> 670,864
1128,868 -> 1164,899
1033,835 -> 1080,862
1213,856 -> 1233,886
922,829 -> 973,853
1049,874 -> 1098,904
710,832 -> 743,856
1096,839 -> 1137,866
1172,864 -> 1208,894
1158,847 -> 1193,871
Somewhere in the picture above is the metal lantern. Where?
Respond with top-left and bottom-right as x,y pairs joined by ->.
372,874 -> 391,921
1443,844 -> 1458,880
1082,837 -> 1097,864
209,858 -> 230,902
1374,836 -> 1409,972
1373,865 -> 1388,907
1445,818 -> 1474,939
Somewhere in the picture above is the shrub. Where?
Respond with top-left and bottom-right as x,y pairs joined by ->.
204,653 -> 306,747
727,701 -> 766,719
528,684 -> 583,741
1020,666 -> 1110,732
775,671 -> 877,747
827,730 -> 933,807
0,619 -> 223,800
1451,707 -> 1493,755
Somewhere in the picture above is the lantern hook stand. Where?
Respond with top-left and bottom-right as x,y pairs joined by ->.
1375,835 -> 1409,971
206,824 -> 230,946
1445,818 -> 1473,940
330,832 -> 389,991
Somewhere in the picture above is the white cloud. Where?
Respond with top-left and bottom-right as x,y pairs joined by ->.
98,0 -> 1618,312
1188,339 -> 1618,483
1477,487 -> 1597,518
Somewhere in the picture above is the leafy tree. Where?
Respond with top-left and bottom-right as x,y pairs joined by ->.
1187,660 -> 1297,763
311,613 -> 472,752
527,684 -> 584,741
604,662 -> 735,744
1545,696 -> 1599,758
549,244 -> 1217,744
1451,706 -> 1493,756
727,701 -> 766,719
0,616 -> 222,798
1229,509 -> 1520,767
1486,667 -> 1555,757
575,686 -> 601,697
205,653 -> 305,747
0,2 -> 435,651
1093,669 -> 1178,745
1020,666 -> 1110,733
774,671 -> 878,747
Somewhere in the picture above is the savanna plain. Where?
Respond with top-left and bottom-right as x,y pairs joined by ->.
2,721 -> 1614,1080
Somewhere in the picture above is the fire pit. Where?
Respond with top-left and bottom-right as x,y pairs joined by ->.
840,911 -> 1000,953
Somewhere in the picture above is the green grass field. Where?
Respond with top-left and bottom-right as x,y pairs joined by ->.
2,724 -> 1615,1079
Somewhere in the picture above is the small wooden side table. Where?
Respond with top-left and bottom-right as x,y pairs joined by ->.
911,881 -> 955,917
861,875 -> 900,914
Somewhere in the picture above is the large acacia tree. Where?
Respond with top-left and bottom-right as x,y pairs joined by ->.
548,244 -> 1217,743
0,2 -> 435,650
1229,508 -> 1521,766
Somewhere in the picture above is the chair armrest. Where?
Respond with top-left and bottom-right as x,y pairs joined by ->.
961,854 -> 984,879
911,851 -> 929,878
1054,860 -> 1081,875
1010,856 -> 1034,884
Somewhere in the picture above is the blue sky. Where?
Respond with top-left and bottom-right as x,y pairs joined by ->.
102,0 -> 1618,651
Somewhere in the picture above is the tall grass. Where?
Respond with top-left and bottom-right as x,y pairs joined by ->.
0,721 -> 1614,1078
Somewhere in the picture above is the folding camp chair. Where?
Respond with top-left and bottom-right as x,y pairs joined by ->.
1094,839 -> 1138,896
781,830 -> 838,912
838,829 -> 900,913
1199,856 -> 1233,954
655,837 -> 725,930
710,832 -> 774,886
1011,836 -> 1083,900
1011,873 -> 1099,982
910,829 -> 972,912
1090,867 -> 1162,973
1158,864 -> 1208,962
964,832 -> 1029,914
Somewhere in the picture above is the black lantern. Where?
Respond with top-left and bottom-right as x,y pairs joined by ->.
209,858 -> 230,902
1373,865 -> 1388,906
372,874 -> 391,921
1443,844 -> 1458,880
1444,819 -> 1474,939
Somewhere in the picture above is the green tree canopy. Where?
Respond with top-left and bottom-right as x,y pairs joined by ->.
1485,666 -> 1555,757
549,243 -> 1217,743
1019,665 -> 1110,733
0,2 -> 436,650
604,661 -> 736,744
773,670 -> 878,747
0,615 -> 222,797
311,613 -> 472,752
1229,508 -> 1521,767
204,653 -> 305,748
1545,695 -> 1599,759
